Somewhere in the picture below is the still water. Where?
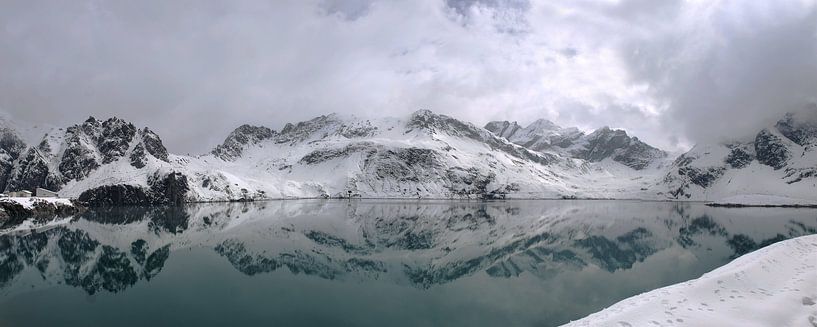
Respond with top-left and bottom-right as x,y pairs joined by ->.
0,200 -> 815,326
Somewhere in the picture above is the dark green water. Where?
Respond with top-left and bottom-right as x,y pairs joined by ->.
0,200 -> 814,327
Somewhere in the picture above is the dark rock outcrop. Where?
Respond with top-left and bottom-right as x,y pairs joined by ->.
78,171 -> 190,207
570,127 -> 667,170
724,145 -> 754,169
148,171 -> 190,205
272,114 -> 377,146
129,144 -> 148,169
77,185 -> 151,207
212,124 -> 276,161
4,144 -> 58,192
139,128 -> 169,162
754,129 -> 790,170
0,128 -> 26,191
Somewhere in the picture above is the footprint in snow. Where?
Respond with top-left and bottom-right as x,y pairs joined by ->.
803,297 -> 816,306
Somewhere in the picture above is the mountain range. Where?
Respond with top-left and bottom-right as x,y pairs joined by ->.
0,108 -> 814,205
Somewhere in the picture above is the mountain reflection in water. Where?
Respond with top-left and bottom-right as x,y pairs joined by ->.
0,200 -> 815,327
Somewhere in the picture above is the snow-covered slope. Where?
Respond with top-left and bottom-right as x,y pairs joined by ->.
563,234 -> 817,327
661,110 -> 817,203
195,110 -> 669,200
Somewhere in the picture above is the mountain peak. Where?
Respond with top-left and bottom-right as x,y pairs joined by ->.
411,109 -> 434,117
212,124 -> 276,161
485,121 -> 523,139
527,118 -> 560,130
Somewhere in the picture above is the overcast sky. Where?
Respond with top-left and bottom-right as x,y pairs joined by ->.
1,0 -> 815,154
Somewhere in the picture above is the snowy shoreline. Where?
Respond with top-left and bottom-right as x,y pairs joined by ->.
562,234 -> 817,327
706,194 -> 817,208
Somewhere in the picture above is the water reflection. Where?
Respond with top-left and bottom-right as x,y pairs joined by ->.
0,200 -> 815,326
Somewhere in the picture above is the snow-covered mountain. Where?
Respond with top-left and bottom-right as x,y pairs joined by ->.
0,110 -> 655,204
194,110 -> 668,201
0,117 -> 193,205
661,109 -> 817,202
485,119 -> 668,170
0,108 -> 814,204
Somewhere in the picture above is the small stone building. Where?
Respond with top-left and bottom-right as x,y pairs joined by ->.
8,190 -> 33,197
36,188 -> 59,198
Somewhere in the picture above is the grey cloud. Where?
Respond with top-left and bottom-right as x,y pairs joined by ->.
622,1 -> 817,143
0,0 -> 814,155
321,0 -> 373,20
445,0 -> 531,15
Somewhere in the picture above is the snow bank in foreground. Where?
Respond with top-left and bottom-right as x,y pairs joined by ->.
709,194 -> 817,207
563,234 -> 817,327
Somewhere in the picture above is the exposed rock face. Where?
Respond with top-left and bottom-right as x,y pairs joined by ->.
96,117 -> 138,163
59,124 -> 102,181
0,128 -> 27,191
574,127 -> 667,170
78,171 -> 190,206
140,128 -> 169,162
130,144 -> 148,169
299,142 -> 377,165
775,110 -> 817,146
754,129 -> 791,169
148,172 -> 190,205
5,142 -> 58,192
275,114 -> 377,145
483,121 -> 522,140
77,185 -> 151,207
362,147 -> 444,189
724,145 -> 754,169
485,120 -> 666,170
212,125 -> 276,161
4,117 -> 170,193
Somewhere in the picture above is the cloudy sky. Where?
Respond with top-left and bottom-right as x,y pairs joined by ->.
0,0 -> 815,154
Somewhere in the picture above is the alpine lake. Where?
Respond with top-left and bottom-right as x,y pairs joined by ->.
1,200 -> 814,327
